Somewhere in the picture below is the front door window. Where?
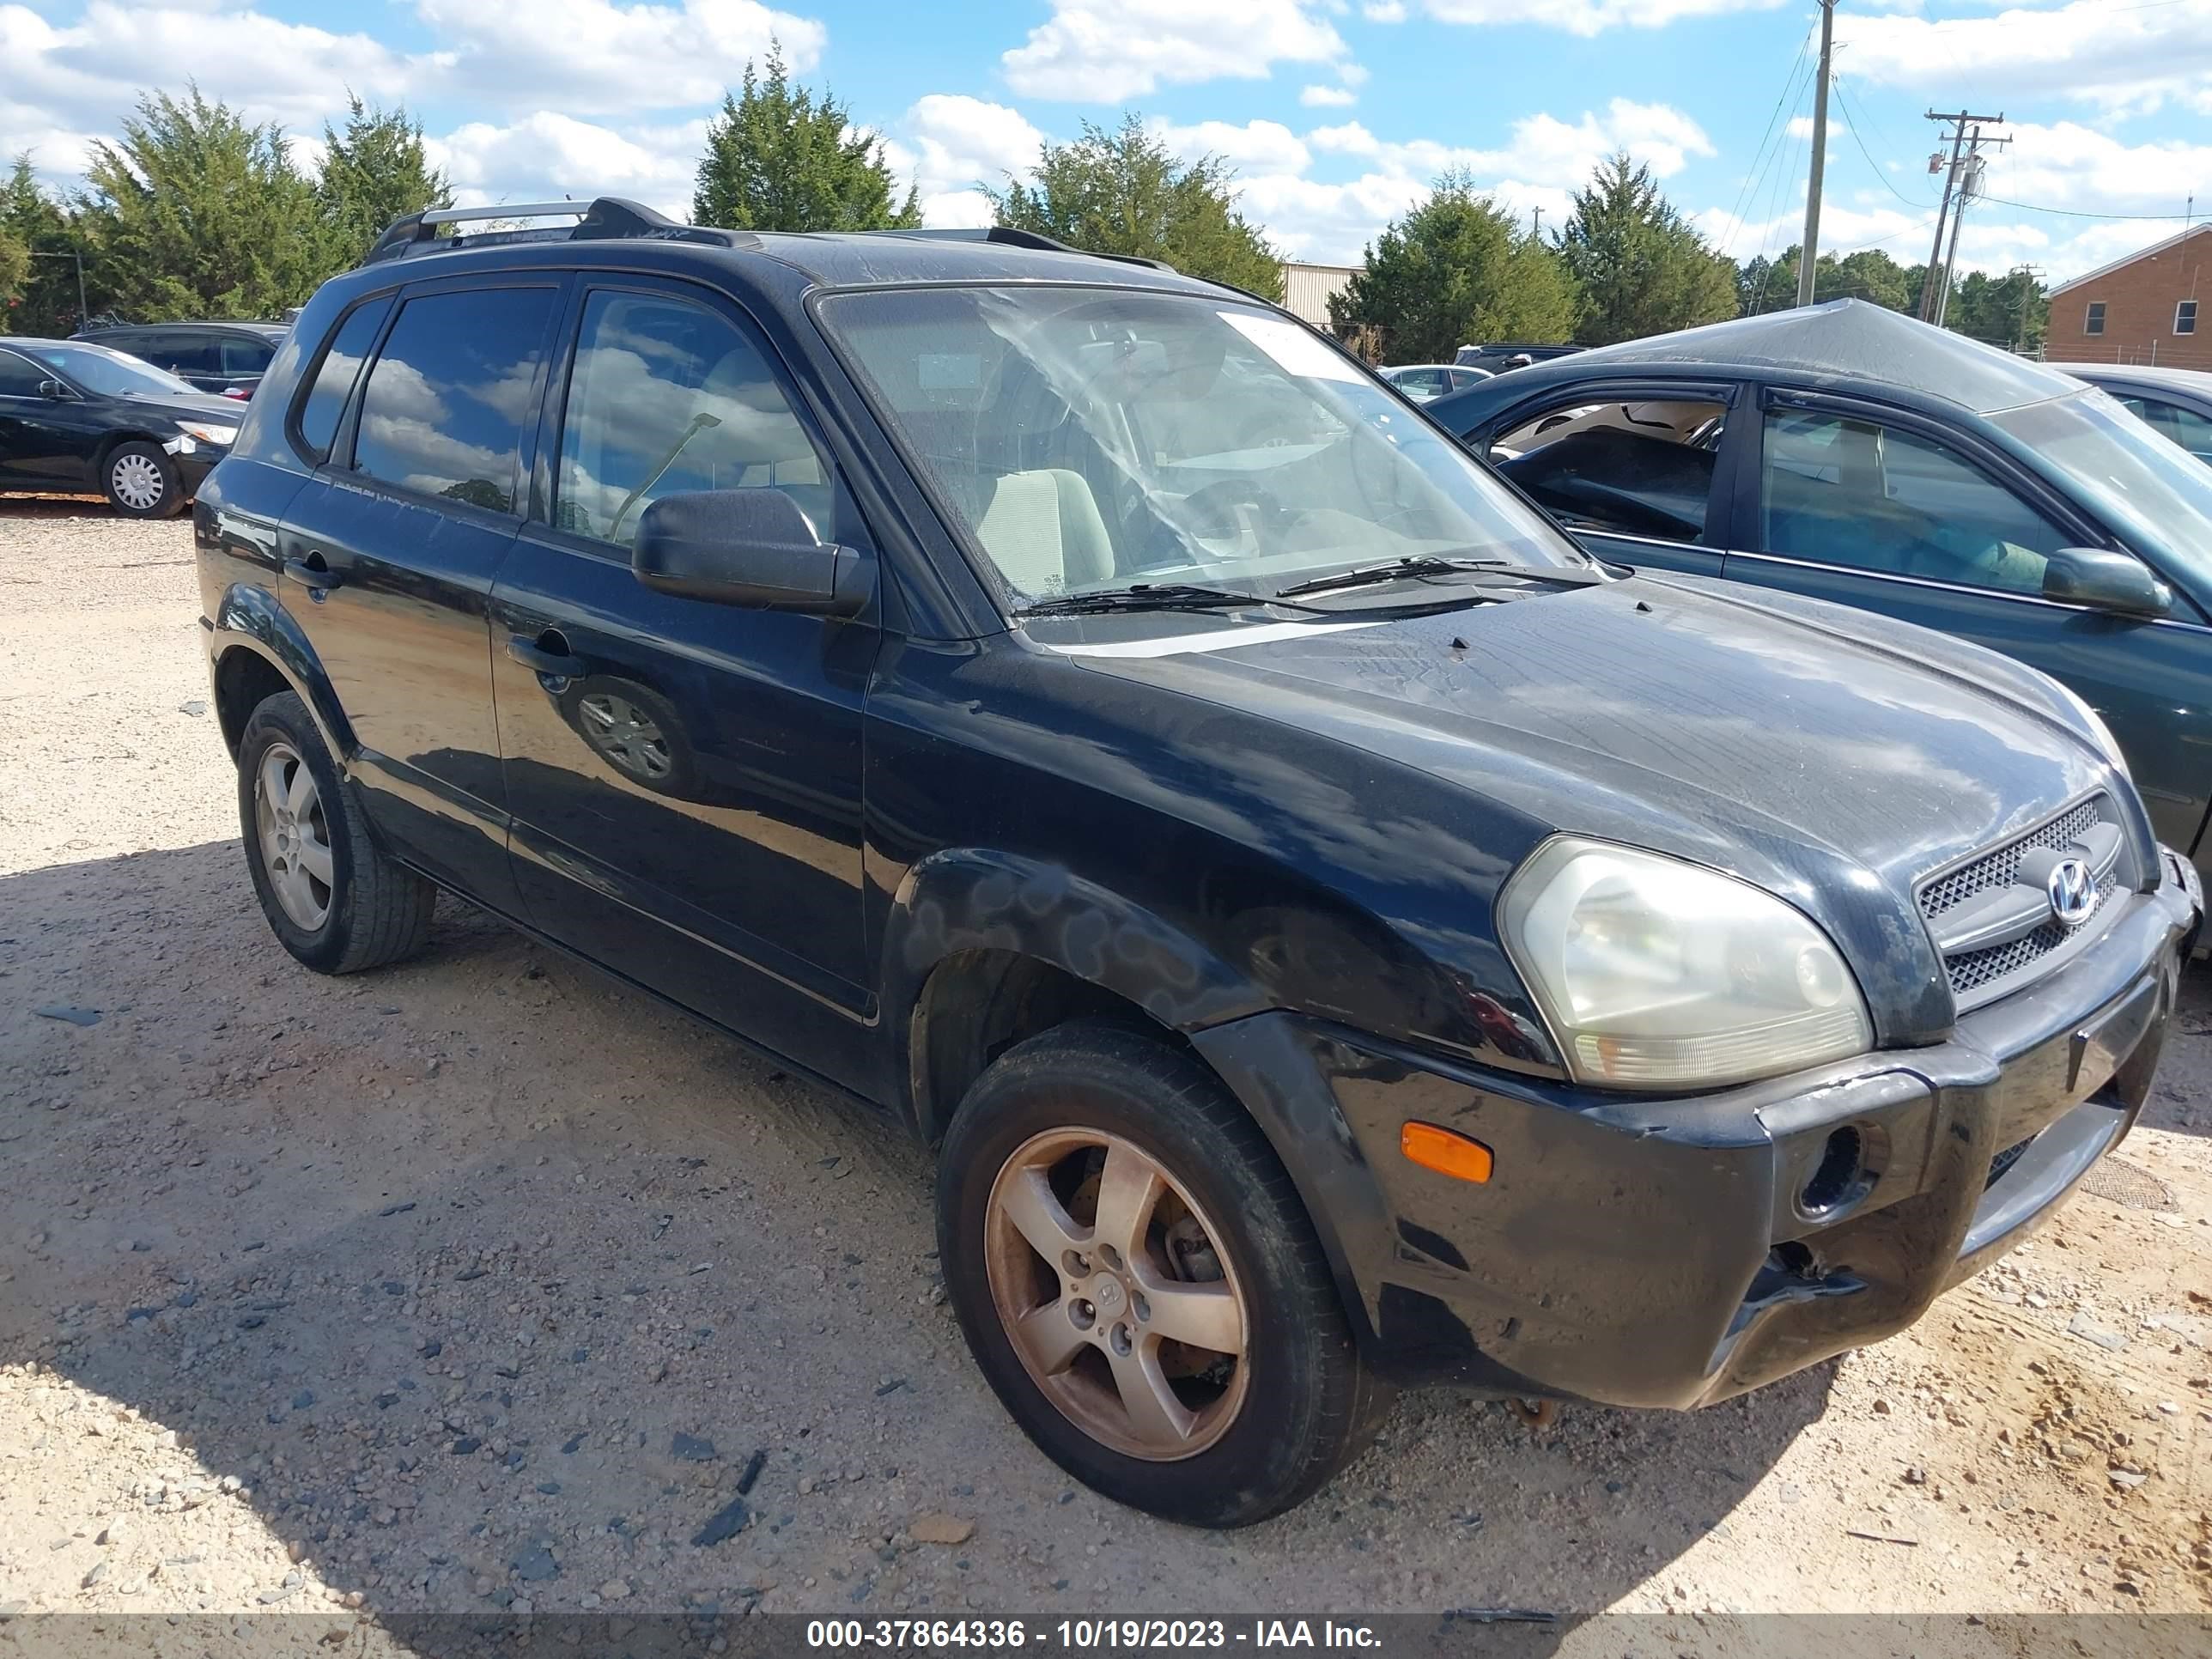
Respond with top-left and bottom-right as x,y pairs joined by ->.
1759,408 -> 2067,595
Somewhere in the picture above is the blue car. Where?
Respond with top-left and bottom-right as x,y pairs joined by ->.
1428,301 -> 2212,891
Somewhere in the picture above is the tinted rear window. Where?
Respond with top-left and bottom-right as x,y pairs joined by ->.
349,288 -> 556,511
222,335 -> 275,375
296,299 -> 392,461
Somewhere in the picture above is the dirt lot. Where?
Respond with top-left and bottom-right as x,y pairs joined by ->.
3,504 -> 2209,1638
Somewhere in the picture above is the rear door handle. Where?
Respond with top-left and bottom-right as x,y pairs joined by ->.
283,552 -> 342,592
507,630 -> 587,678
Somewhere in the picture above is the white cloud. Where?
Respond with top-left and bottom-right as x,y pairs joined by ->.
1001,0 -> 1346,100
1418,0 -> 1784,37
1362,1 -> 1407,19
0,0 -> 415,168
415,0 -> 824,116
1308,98 -> 1713,185
430,113 -> 708,222
1188,100 -> 1711,263
898,95 -> 1044,198
1152,119 -> 1314,178
1301,85 -> 1359,108
878,95 -> 1045,228
1834,0 -> 2212,116
2,0 -> 828,198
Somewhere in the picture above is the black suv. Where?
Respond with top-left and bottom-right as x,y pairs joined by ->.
195,198 -> 2199,1527
75,320 -> 287,399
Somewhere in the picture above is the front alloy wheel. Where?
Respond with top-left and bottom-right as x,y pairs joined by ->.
985,1129 -> 1250,1460
939,1022 -> 1391,1527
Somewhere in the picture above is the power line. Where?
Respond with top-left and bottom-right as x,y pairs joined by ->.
1715,22 -> 1816,258
1830,76 -> 1934,210
1979,195 -> 2201,221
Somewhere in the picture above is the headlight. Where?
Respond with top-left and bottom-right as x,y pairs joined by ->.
176,421 -> 238,447
2051,679 -> 2129,779
1499,838 -> 1873,1090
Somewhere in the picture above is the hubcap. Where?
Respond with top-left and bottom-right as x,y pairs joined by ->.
254,742 -> 334,931
111,453 -> 165,511
578,692 -> 673,780
984,1129 -> 1249,1461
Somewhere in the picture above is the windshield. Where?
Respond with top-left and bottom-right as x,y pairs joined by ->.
23,343 -> 198,399
1992,388 -> 2212,590
817,286 -> 1580,610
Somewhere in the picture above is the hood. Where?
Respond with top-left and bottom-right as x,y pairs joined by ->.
123,392 -> 246,426
1084,572 -> 2130,1040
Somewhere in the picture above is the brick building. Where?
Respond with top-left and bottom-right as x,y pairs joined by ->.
2045,225 -> 2212,370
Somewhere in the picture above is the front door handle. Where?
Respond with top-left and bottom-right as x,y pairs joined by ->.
507,630 -> 588,678
283,552 -> 342,592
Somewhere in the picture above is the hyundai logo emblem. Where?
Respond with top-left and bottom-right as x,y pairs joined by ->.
2047,856 -> 2099,928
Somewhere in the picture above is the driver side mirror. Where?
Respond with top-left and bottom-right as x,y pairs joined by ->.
37,379 -> 74,400
632,489 -> 872,618
2043,547 -> 2171,618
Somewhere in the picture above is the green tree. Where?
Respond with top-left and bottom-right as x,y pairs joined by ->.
75,88 -> 322,319
1557,152 -> 1736,344
988,114 -> 1284,301
1747,244 -> 1916,314
0,225 -> 27,327
693,46 -> 921,233
1328,170 -> 1573,362
1,155 -> 82,334
1947,268 -> 2047,353
316,97 -> 451,265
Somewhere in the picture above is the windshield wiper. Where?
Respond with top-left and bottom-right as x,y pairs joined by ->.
1016,584 -> 1328,617
1273,556 -> 1606,599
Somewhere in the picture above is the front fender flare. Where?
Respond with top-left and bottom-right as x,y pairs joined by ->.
883,849 -> 1267,1039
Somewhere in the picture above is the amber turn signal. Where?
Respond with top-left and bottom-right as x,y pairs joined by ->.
1400,1121 -> 1493,1184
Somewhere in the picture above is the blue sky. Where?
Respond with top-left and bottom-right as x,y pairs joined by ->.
4,0 -> 2209,282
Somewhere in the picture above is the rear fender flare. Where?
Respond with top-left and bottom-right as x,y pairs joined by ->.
212,580 -> 355,761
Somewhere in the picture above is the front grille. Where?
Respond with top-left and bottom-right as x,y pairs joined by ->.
1917,795 -> 2121,1006
1944,882 -> 2117,994
1920,798 -> 2102,922
1984,1133 -> 2037,1190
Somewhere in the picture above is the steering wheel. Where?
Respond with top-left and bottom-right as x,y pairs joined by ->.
1179,478 -> 1285,538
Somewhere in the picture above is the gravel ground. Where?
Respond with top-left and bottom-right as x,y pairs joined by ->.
2,503 -> 2209,1638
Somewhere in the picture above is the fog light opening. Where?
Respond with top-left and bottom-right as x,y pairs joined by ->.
1799,1126 -> 1864,1216
1770,1240 -> 1818,1279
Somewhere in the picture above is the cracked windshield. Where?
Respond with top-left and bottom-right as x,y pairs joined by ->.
820,286 -> 1579,611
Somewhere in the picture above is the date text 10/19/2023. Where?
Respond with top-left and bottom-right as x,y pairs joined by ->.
805,1620 -> 1387,1650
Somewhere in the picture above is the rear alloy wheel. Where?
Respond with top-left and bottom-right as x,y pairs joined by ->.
237,691 -> 435,974
102,441 -> 183,519
939,1022 -> 1391,1527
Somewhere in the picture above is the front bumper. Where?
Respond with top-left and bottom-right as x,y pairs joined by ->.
1193,850 -> 2200,1409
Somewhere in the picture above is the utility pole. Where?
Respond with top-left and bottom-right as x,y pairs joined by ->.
1796,0 -> 1837,308
1529,205 -> 1542,241
1918,110 -> 2008,323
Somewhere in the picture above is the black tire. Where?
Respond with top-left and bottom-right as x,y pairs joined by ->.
100,441 -> 185,520
237,691 -> 434,974
937,1021 -> 1391,1527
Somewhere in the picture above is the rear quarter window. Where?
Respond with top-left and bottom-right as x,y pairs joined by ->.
294,298 -> 393,462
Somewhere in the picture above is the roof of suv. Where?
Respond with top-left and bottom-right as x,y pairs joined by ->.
353,198 -> 1237,301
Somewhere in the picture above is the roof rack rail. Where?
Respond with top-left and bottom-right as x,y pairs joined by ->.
881,227 -> 1178,273
361,197 -> 757,266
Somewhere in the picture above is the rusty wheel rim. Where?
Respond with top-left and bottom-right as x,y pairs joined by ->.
983,1128 -> 1250,1462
